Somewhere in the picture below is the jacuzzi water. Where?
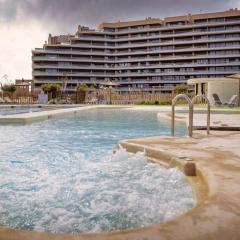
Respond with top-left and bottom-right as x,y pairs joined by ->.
0,108 -> 193,233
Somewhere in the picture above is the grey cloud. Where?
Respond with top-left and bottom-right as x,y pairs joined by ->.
0,0 -> 238,33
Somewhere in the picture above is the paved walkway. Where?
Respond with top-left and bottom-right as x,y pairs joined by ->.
119,130 -> 240,240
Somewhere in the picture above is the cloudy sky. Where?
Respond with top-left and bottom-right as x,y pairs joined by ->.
0,0 -> 239,83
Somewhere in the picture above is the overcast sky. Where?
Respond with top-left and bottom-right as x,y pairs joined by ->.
0,0 -> 239,83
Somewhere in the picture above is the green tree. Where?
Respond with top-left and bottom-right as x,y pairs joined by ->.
76,84 -> 88,92
42,83 -> 61,98
173,84 -> 188,94
1,84 -> 16,93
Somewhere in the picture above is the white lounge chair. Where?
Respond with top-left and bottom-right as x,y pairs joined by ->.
4,97 -> 13,103
226,95 -> 238,107
0,97 -> 5,103
212,93 -> 238,107
84,98 -> 98,104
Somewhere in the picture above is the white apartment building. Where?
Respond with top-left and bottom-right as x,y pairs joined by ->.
32,9 -> 240,93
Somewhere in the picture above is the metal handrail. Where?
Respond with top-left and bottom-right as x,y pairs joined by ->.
171,94 -> 193,137
192,94 -> 211,135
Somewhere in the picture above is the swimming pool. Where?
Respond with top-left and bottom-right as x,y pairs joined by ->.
0,107 -> 41,115
0,108 -> 193,233
0,106 -> 78,116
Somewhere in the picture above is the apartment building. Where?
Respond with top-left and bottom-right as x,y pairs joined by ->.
32,8 -> 240,93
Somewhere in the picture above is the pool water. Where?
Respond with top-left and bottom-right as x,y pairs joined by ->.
0,108 -> 193,233
0,106 -> 77,116
0,107 -> 41,115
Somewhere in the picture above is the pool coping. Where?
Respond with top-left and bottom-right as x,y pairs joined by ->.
118,131 -> 240,240
1,104 -> 240,124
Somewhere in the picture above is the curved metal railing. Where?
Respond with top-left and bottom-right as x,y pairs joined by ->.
192,94 -> 211,135
171,94 -> 193,137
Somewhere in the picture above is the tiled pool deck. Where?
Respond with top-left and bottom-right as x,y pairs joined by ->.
120,130 -> 240,240
0,105 -> 239,239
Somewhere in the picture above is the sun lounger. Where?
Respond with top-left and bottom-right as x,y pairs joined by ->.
4,97 -> 13,103
212,93 -> 222,105
212,93 -> 238,107
0,97 -> 5,103
226,95 -> 238,106
89,98 -> 98,104
57,98 -> 73,104
84,98 -> 98,104
48,99 -> 57,104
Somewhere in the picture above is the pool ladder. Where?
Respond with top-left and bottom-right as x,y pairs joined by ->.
171,94 -> 210,137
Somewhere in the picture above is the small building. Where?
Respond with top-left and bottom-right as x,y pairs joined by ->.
187,76 -> 240,105
15,79 -> 34,95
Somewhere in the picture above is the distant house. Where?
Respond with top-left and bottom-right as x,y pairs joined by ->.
187,75 -> 240,105
15,79 -> 34,95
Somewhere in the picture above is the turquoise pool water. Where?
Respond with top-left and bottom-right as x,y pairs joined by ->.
0,108 -> 193,233
0,107 -> 41,115
0,106 -> 78,116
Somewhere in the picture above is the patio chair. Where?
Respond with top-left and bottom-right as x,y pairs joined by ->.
57,99 -> 67,104
89,98 -> 98,104
84,98 -> 98,104
212,93 -> 222,105
4,97 -> 13,103
48,99 -> 57,104
0,97 -> 5,103
212,93 -> 238,107
226,95 -> 238,107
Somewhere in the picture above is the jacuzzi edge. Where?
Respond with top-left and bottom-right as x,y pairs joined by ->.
0,137 -> 212,240
118,140 -> 209,206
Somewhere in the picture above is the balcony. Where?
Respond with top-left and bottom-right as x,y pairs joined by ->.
33,71 -> 115,77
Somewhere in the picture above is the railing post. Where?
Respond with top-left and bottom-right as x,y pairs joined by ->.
189,104 -> 193,137
207,101 -> 210,134
171,94 -> 193,137
192,94 -> 211,135
171,104 -> 175,136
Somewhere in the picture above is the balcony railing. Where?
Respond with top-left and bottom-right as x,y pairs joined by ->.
71,26 -> 240,43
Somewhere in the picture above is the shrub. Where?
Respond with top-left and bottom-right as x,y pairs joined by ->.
173,84 -> 188,94
41,83 -> 61,98
159,100 -> 172,105
42,84 -> 61,93
135,100 -> 172,105
76,84 -> 88,92
1,84 -> 16,93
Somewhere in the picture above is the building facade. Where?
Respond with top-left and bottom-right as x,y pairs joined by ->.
32,9 -> 240,93
15,79 -> 34,95
187,76 -> 239,105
